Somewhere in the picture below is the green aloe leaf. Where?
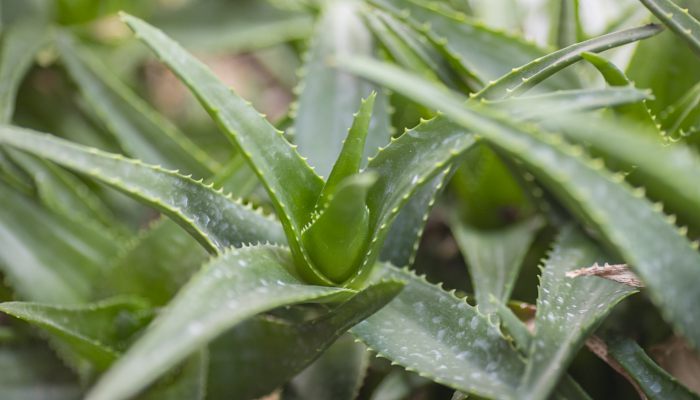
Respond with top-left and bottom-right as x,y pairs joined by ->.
0,297 -> 152,371
0,125 -> 285,253
100,155 -> 261,305
208,280 -> 403,399
121,14 -> 325,281
518,226 -> 637,400
600,335 -> 700,400
0,19 -> 48,123
380,172 -> 450,267
86,245 -> 353,400
659,81 -> 700,139
543,114 -> 700,231
288,335 -> 369,400
293,0 -> 390,178
550,0 -> 584,48
639,0 -> 700,54
490,87 -> 652,120
351,264 -> 525,399
0,182 -> 119,303
340,58 -> 700,349
0,341 -> 81,399
476,23 -> 663,99
451,216 -> 544,314
370,0 -> 577,90
56,34 -> 217,178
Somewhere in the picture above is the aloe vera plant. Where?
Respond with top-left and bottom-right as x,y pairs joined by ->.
1,0 -> 700,399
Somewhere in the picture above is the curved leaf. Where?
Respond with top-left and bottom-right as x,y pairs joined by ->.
121,14 -> 323,278
518,226 -> 637,400
476,23 -> 663,99
0,297 -> 152,371
639,0 -> 700,54
208,280 -> 403,399
599,335 -> 700,400
351,264 -> 525,400
340,58 -> 700,349
0,125 -> 285,253
86,245 -> 353,400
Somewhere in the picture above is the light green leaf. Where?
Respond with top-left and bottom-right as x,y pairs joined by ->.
0,19 -> 47,123
0,125 -> 285,253
86,245 -> 353,400
293,0 -> 390,178
140,352 -> 207,400
477,23 -> 663,99
0,297 -> 152,371
288,335 -> 369,400
340,58 -> 700,349
0,342 -> 81,399
56,34 -> 217,178
351,265 -> 525,400
208,279 -> 403,399
660,81 -> 700,139
550,0 -> 583,48
369,370 -> 429,400
544,114 -> 700,231
639,0 -> 700,54
601,335 -> 700,400
0,182 -> 119,303
121,14 -> 324,281
451,217 -> 544,314
518,226 -> 637,400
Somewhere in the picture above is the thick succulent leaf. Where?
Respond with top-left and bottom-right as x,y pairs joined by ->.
340,58 -> 700,349
518,226 -> 637,400
320,93 -> 376,204
122,14 -> 324,279
544,114 -> 700,231
0,19 -> 47,123
100,154 -> 261,304
293,1 -> 390,178
288,335 -> 369,400
0,125 -> 285,253
208,280 -> 403,399
357,118 -> 476,286
602,335 -> 700,400
639,0 -> 700,54
56,34 -> 217,178
0,297 -> 152,371
476,23 -> 663,99
151,0 -> 313,53
370,0 -> 577,90
86,245 -> 353,400
380,172 -> 449,267
0,342 -> 82,399
451,217 -> 544,314
351,265 -> 525,400
0,182 -> 118,303
492,87 -> 651,120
